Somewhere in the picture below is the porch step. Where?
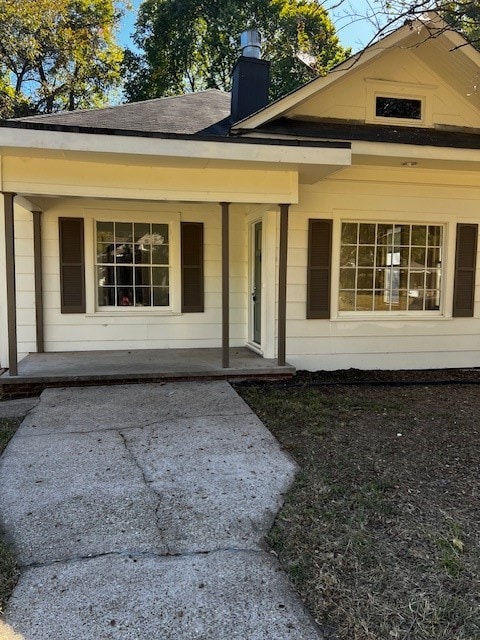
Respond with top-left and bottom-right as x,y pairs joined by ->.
0,348 -> 295,399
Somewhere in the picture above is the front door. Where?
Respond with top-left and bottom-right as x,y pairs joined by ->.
252,221 -> 262,345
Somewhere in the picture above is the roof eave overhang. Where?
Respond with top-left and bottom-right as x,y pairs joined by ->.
0,125 -> 352,173
353,140 -> 480,163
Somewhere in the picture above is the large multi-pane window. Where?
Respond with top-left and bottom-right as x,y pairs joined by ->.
339,222 -> 443,312
96,221 -> 169,307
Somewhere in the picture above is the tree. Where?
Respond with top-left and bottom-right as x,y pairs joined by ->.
328,1 -> 480,50
0,0 -> 125,118
124,0 -> 349,102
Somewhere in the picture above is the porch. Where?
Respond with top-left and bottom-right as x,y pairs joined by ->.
0,347 -> 295,398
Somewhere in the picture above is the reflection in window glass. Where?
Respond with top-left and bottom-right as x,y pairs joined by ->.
339,222 -> 443,312
96,221 -> 170,308
376,97 -> 422,120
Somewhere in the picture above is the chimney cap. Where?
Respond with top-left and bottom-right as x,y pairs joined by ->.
240,29 -> 261,59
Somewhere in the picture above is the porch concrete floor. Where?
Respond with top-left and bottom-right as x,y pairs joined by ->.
0,347 -> 294,391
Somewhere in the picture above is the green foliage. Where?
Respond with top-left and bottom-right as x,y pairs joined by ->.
124,0 -> 349,102
440,1 -> 480,45
0,0 -> 125,117
369,1 -> 480,48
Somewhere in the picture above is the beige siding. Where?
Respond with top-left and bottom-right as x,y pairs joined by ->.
2,152 -> 297,204
13,199 -> 249,356
288,47 -> 480,129
12,205 -> 36,361
286,167 -> 480,370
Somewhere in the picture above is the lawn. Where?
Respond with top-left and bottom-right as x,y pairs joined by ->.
0,417 -> 21,615
237,375 -> 480,640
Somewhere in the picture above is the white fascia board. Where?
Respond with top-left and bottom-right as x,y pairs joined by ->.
0,126 -> 351,167
352,140 -> 480,163
442,28 -> 480,66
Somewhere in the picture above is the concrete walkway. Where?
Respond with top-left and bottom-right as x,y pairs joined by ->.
0,382 -> 322,639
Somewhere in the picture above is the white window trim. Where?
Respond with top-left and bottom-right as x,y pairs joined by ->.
365,79 -> 436,128
84,210 -> 182,316
330,212 -> 455,321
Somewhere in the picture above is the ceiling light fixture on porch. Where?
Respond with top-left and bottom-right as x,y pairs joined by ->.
401,161 -> 418,167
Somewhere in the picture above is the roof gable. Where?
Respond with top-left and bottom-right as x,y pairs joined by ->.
285,44 -> 479,129
233,12 -> 480,132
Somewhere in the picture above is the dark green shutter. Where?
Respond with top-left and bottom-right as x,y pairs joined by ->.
453,223 -> 478,317
59,217 -> 85,314
181,222 -> 204,313
307,219 -> 332,319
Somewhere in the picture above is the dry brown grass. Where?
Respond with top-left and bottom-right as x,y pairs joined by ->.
0,418 -> 21,616
237,378 -> 480,640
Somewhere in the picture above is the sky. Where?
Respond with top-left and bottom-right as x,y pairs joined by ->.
118,0 -> 382,54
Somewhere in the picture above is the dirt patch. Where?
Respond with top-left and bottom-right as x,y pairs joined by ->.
0,418 -> 21,616
236,373 -> 480,640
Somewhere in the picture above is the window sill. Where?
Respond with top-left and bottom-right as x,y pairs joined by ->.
86,310 -> 182,317
331,313 -> 448,321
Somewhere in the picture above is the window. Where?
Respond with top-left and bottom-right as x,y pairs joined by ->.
365,80 -> 434,127
339,222 -> 443,313
375,96 -> 422,120
96,221 -> 170,307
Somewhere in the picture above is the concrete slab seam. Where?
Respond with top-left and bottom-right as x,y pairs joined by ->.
18,546 -> 269,571
116,430 -> 167,548
14,411 -> 254,439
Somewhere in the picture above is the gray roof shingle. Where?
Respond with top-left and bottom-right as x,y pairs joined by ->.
13,89 -> 232,136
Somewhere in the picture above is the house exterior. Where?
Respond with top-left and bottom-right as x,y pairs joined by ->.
1,12 -> 479,374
